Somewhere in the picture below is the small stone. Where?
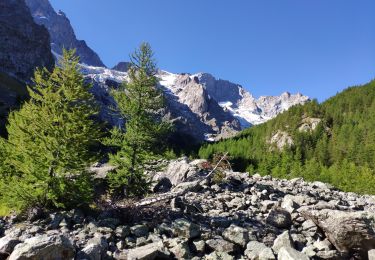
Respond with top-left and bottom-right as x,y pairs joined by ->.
172,218 -> 200,239
192,240 -> 205,254
0,235 -> 21,256
261,200 -> 277,212
369,249 -> 375,260
206,237 -> 235,253
130,224 -> 149,238
313,239 -> 332,251
222,224 -> 249,247
116,241 -> 125,250
98,218 -> 120,229
272,231 -> 293,254
136,236 -> 148,247
205,251 -> 234,260
302,245 -> 316,257
170,240 -> 192,259
259,247 -> 276,260
316,250 -> 341,259
115,225 -> 131,238
278,246 -> 309,260
244,241 -> 267,260
123,241 -> 170,260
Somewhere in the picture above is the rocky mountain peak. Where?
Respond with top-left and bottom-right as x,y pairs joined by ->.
25,0 -> 105,67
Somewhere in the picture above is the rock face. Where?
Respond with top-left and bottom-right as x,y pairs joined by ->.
25,0 -> 105,67
268,130 -> 294,151
0,0 -> 54,135
0,0 -> 54,82
2,164 -> 375,259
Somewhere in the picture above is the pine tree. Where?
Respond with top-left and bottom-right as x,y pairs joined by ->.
0,50 -> 102,211
107,43 -> 170,196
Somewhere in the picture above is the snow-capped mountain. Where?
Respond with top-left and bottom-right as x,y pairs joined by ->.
82,64 -> 309,142
158,71 -> 310,128
24,0 -> 309,142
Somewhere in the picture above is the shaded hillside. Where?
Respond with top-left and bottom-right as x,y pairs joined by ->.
0,0 -> 54,135
0,0 -> 54,81
199,80 -> 375,194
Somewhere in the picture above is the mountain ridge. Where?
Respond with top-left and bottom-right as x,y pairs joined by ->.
25,0 -> 105,67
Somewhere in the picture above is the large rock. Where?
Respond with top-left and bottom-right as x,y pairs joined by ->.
301,209 -> 375,257
152,157 -> 199,187
266,208 -> 292,229
9,234 -> 74,260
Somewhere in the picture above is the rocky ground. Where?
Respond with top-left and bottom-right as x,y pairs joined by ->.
1,158 -> 375,260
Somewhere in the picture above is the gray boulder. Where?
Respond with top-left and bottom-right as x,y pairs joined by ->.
301,209 -> 375,257
172,219 -> 200,239
9,234 -> 74,260
244,241 -> 268,260
130,224 -> 149,238
272,231 -> 294,254
266,208 -> 292,229
206,237 -> 235,253
222,224 -> 249,247
152,158 -> 199,188
76,236 -> 108,260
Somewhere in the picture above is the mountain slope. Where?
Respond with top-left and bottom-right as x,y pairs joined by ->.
0,0 -> 54,82
25,0 -> 105,67
199,80 -> 375,194
0,0 -> 54,135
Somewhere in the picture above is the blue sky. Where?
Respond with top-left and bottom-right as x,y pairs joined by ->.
49,0 -> 375,101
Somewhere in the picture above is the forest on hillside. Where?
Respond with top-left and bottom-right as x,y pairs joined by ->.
199,80 -> 375,194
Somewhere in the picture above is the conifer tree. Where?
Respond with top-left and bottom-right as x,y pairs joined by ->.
0,50 -> 101,211
107,43 -> 170,196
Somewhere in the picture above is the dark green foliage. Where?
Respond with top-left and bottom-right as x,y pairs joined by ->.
106,43 -> 171,196
199,80 -> 375,194
0,50 -> 102,211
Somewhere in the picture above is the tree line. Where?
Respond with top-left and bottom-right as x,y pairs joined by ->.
199,80 -> 375,194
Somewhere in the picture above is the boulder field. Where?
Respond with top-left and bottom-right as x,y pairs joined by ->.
1,158 -> 375,259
